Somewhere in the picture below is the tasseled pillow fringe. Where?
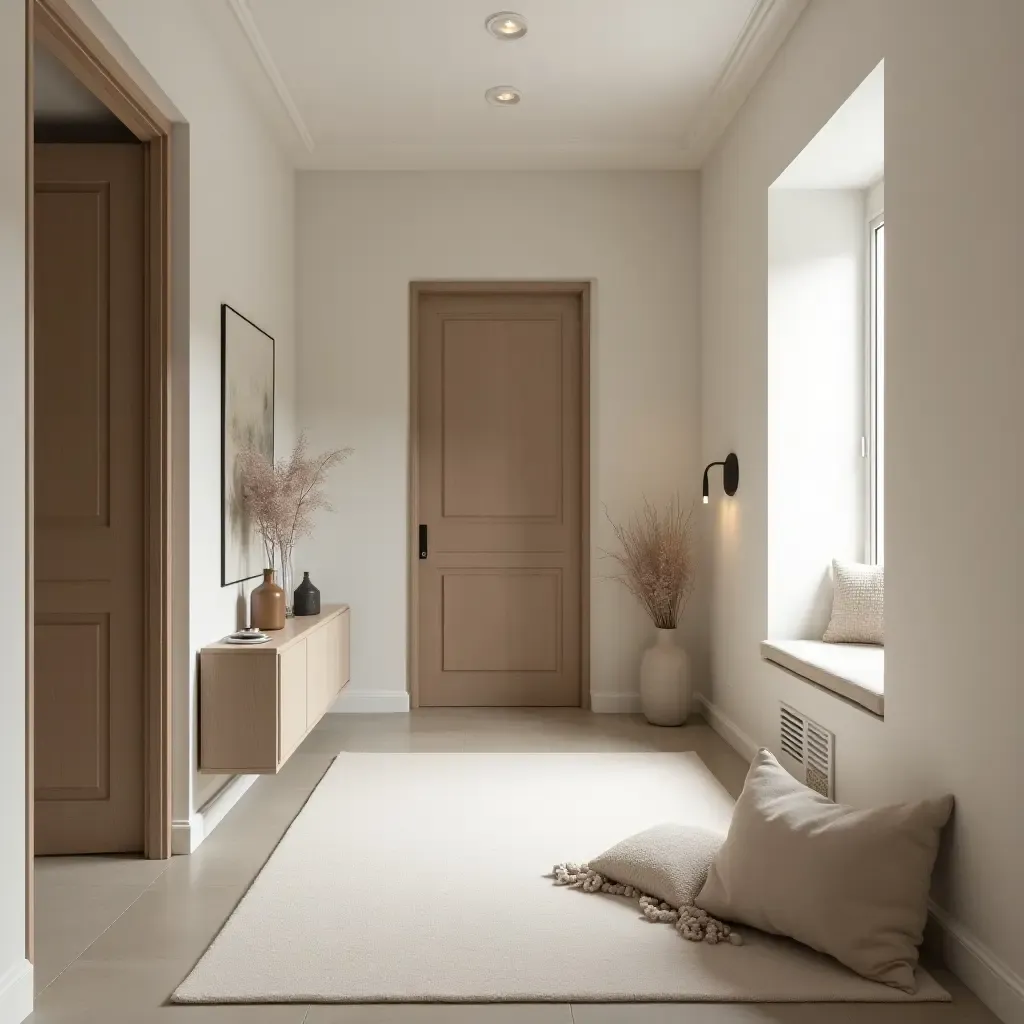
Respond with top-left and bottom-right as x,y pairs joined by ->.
549,862 -> 743,946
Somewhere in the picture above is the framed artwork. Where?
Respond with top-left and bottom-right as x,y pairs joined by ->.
221,303 -> 275,586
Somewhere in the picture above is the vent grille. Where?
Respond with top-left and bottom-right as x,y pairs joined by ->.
780,705 -> 805,763
779,703 -> 835,799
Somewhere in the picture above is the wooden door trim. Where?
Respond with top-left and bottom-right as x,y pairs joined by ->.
24,0 -> 34,964
407,282 -> 591,710
32,0 -> 171,140
25,0 -> 174,957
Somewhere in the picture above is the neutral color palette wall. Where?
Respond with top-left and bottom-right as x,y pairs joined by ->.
701,0 -> 1024,1018
296,171 -> 705,714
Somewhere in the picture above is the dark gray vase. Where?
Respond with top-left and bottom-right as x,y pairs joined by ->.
293,572 -> 321,616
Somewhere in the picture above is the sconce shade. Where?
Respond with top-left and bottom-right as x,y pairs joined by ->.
722,452 -> 739,495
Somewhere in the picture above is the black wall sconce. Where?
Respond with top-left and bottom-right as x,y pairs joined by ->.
702,453 -> 739,504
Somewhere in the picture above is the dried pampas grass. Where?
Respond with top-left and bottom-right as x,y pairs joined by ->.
604,497 -> 695,629
237,433 -> 352,571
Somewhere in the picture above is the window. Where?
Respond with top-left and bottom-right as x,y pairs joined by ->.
868,213 -> 884,563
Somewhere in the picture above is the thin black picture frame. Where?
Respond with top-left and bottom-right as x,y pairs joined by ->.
220,302 -> 276,587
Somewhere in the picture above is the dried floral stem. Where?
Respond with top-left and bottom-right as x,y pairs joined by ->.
603,497 -> 695,630
237,433 -> 352,571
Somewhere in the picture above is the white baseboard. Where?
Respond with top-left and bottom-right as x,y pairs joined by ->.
590,691 -> 641,714
695,693 -> 759,761
171,774 -> 259,855
697,693 -> 1022,1024
0,959 -> 32,1024
930,901 -> 1024,1024
328,689 -> 410,713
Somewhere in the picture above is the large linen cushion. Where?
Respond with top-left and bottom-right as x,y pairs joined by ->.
823,559 -> 884,644
589,822 -> 725,908
696,749 -> 953,992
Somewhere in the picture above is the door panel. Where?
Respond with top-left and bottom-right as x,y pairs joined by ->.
441,570 -> 561,673
417,292 -> 582,707
441,319 -> 563,519
34,144 -> 145,855
34,615 -> 110,799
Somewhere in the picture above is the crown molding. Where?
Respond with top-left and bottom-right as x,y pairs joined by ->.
685,0 -> 809,167
300,141 -> 694,171
225,0 -> 315,152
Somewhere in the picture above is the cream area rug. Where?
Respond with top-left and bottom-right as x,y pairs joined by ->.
174,752 -> 949,1004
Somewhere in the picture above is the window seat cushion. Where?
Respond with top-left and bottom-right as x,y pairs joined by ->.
760,640 -> 884,716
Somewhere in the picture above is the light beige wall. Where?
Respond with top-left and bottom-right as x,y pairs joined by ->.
296,171 -> 705,713
0,1 -> 30,1016
701,0 -> 1024,1017
866,178 -> 884,221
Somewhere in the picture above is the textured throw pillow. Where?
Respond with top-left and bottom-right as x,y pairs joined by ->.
823,559 -> 884,644
551,822 -> 739,945
589,823 -> 725,909
696,749 -> 953,992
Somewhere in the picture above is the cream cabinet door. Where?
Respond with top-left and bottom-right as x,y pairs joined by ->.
305,622 -> 331,729
278,640 -> 308,762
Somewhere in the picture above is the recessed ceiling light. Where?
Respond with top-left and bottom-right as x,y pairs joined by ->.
485,85 -> 522,106
485,11 -> 527,40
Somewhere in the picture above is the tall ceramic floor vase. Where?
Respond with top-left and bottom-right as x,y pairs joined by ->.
639,628 -> 691,726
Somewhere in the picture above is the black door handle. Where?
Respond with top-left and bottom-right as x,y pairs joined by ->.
419,524 -> 428,560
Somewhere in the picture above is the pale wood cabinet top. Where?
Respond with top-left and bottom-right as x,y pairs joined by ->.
203,604 -> 349,655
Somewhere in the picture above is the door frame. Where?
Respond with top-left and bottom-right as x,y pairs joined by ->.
407,281 -> 591,710
25,0 -> 174,953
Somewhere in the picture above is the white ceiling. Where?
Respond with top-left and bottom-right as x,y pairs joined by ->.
772,61 -> 884,189
221,0 -> 809,170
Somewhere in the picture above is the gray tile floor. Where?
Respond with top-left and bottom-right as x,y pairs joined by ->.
30,710 -> 997,1023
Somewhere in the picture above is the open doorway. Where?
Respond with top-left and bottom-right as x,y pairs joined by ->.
27,0 -> 173,981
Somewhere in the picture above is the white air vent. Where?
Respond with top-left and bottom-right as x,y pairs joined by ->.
779,703 -> 835,800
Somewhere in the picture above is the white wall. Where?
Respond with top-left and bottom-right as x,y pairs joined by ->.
0,2 -> 31,1019
84,0 -> 297,823
701,0 -> 1024,1018
767,189 -> 865,639
866,178 -> 885,221
296,171 -> 704,713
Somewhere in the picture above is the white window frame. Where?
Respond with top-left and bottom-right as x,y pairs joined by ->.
866,212 -> 884,564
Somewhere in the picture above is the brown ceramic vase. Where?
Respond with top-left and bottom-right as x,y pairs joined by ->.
250,568 -> 285,630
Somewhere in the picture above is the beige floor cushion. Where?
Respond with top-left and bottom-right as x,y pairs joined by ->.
696,749 -> 953,992
590,822 -> 725,908
552,822 -> 740,944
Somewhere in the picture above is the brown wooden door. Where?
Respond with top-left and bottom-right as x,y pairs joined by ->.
416,290 -> 583,706
34,144 -> 145,855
